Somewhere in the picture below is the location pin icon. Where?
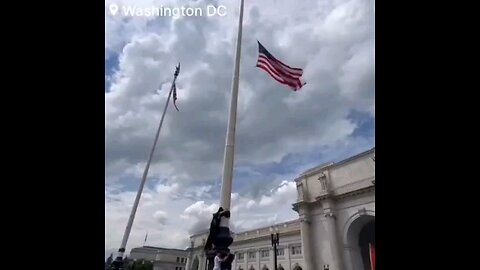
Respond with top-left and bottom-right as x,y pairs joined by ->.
109,4 -> 119,16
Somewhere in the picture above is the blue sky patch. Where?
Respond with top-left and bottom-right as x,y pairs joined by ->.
105,53 -> 120,92
348,110 -> 375,138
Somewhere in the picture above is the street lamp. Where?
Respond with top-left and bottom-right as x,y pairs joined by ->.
270,228 -> 279,270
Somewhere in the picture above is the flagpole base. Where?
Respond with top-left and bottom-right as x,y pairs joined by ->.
110,248 -> 125,270
110,257 -> 124,270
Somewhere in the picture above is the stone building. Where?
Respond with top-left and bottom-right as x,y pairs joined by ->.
129,246 -> 189,270
186,147 -> 375,270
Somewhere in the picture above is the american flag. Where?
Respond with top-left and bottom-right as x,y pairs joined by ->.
172,83 -> 179,111
256,41 -> 306,91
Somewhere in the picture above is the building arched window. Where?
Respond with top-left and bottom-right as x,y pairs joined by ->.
262,264 -> 269,270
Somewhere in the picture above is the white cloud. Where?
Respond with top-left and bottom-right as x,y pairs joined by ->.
105,178 -> 300,256
105,0 -> 374,256
230,181 -> 298,232
180,200 -> 219,234
153,210 -> 168,225
105,181 -> 193,255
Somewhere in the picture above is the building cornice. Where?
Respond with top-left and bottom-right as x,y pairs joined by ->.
291,184 -> 374,211
332,147 -> 375,168
231,230 -> 300,246
295,147 -> 375,182
131,246 -> 188,253
232,219 -> 299,236
189,229 -> 210,238
292,201 -> 308,212
325,186 -> 375,201
296,162 -> 334,180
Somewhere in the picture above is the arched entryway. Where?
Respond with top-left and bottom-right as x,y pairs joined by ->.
359,220 -> 375,270
192,256 -> 199,270
343,212 -> 375,270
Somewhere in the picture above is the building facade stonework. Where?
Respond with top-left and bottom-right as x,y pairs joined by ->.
130,246 -> 189,270
293,148 -> 375,270
186,221 -> 305,270
186,148 -> 375,270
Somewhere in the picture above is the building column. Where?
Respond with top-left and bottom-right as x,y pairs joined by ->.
286,245 -> 291,270
256,249 -> 260,270
269,248 -> 273,269
342,246 -> 357,270
186,256 -> 191,270
185,246 -> 193,270
323,198 -> 343,270
324,212 -> 342,270
299,212 -> 315,270
232,254 -> 236,270
199,253 -> 205,270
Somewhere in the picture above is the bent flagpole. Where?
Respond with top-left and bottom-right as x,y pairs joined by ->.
111,63 -> 181,270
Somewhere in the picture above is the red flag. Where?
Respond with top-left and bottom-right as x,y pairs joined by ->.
369,243 -> 375,270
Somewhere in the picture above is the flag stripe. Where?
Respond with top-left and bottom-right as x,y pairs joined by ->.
256,62 -> 300,89
257,59 -> 303,89
256,57 -> 301,85
262,53 -> 304,76
256,59 -> 302,88
257,64 -> 302,90
277,60 -> 303,74
256,64 -> 298,89
258,54 -> 302,78
256,41 -> 305,91
258,56 -> 300,80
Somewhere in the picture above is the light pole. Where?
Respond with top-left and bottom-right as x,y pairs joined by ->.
271,229 -> 279,270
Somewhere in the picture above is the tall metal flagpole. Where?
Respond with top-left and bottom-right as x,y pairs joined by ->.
212,0 -> 244,259
111,63 -> 181,270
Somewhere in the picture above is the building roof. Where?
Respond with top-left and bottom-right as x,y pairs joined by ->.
331,147 -> 375,168
189,147 -> 375,238
131,246 -> 187,252
189,229 -> 210,238
296,147 -> 375,181
190,219 -> 300,239
233,219 -> 299,235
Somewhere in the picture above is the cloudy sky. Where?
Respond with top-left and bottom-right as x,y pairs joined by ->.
105,0 -> 374,258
